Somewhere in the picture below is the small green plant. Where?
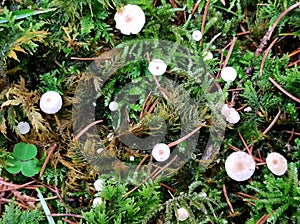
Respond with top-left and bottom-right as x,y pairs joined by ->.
163,181 -> 227,223
81,175 -> 161,224
0,199 -> 45,224
245,163 -> 300,223
5,142 -> 40,177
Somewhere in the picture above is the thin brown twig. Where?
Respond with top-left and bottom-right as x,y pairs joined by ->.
39,144 -> 58,178
237,30 -> 251,36
269,77 -> 300,104
256,2 -> 300,55
48,213 -> 83,218
135,154 -> 149,172
167,124 -> 204,148
287,128 -> 294,142
160,183 -> 176,193
288,47 -> 300,57
287,59 -> 300,68
74,120 -> 103,140
223,184 -> 234,214
223,36 -> 237,68
151,155 -> 178,180
122,168 -> 160,198
71,57 -> 111,61
259,37 -> 279,76
262,109 -> 281,135
200,0 -> 211,46
227,88 -> 245,92
283,130 -> 300,136
62,218 -> 77,224
191,0 -> 202,17
256,214 -> 271,224
238,131 -> 252,154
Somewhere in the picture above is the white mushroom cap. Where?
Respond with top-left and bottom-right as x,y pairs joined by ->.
220,66 -> 237,82
92,197 -> 103,207
192,30 -> 203,41
202,51 -> 213,61
225,151 -> 255,181
177,207 -> 189,221
39,91 -> 62,114
151,143 -> 170,162
221,104 -> 240,124
109,101 -> 118,111
93,179 -> 104,191
266,152 -> 287,176
148,59 -> 167,76
114,4 -> 145,35
17,121 -> 30,134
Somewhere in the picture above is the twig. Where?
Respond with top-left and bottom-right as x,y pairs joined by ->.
259,37 -> 279,76
287,59 -> 300,68
262,109 -> 281,135
269,77 -> 300,103
288,47 -> 300,57
283,130 -> 300,136
48,213 -> 83,218
0,180 -> 37,192
160,183 -> 176,193
238,131 -> 252,155
256,214 -> 270,224
191,0 -> 202,16
256,2 -> 300,55
39,144 -> 58,178
223,184 -> 234,214
167,124 -> 204,148
71,57 -> 111,61
151,155 -> 178,180
122,168 -> 159,198
74,120 -> 103,140
135,154 -> 149,172
62,218 -> 77,224
200,0 -> 211,46
123,155 -> 178,198
223,36 -> 237,68
54,114 -> 62,130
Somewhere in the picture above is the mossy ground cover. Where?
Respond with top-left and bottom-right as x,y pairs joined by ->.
0,0 -> 299,223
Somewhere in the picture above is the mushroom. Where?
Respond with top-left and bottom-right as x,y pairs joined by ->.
93,179 -> 104,191
151,143 -> 170,162
92,197 -> 103,207
192,30 -> 203,41
17,121 -> 30,134
114,4 -> 145,35
202,51 -> 213,61
109,101 -> 118,111
220,66 -> 237,82
39,91 -> 62,114
177,207 -> 189,221
225,151 -> 255,181
221,104 -> 240,124
266,152 -> 287,176
148,59 -> 167,76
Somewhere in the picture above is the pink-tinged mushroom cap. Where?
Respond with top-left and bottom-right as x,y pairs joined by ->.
177,207 -> 189,221
114,4 -> 145,35
266,152 -> 287,176
225,151 -> 255,181
39,91 -> 62,114
151,143 -> 170,162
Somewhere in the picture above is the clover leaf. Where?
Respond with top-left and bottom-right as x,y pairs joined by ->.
5,142 -> 40,177
13,142 -> 37,160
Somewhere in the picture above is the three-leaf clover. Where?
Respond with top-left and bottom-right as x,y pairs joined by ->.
6,142 -> 40,177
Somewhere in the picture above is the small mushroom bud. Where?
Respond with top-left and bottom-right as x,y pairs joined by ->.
266,152 -> 287,176
177,207 -> 189,221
